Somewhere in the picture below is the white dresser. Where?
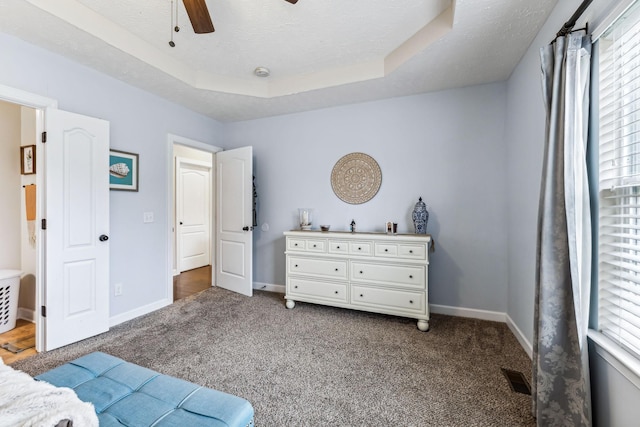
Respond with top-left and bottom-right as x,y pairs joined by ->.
284,230 -> 432,331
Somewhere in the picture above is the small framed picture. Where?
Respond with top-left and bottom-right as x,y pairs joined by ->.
20,145 -> 36,175
386,221 -> 393,234
109,149 -> 139,191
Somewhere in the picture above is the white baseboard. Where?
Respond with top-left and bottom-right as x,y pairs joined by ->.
506,314 -> 533,359
17,307 -> 35,323
429,304 -> 506,323
109,298 -> 172,327
253,282 -> 285,293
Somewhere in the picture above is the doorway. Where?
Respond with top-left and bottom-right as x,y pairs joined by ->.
0,99 -> 38,363
169,135 -> 221,301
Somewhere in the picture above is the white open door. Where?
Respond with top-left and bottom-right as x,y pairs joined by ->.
177,157 -> 211,272
216,146 -> 253,296
44,108 -> 110,351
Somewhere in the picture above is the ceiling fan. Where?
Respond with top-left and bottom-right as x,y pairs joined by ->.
182,0 -> 299,34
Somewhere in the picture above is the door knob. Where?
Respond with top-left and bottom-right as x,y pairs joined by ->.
99,234 -> 109,242
243,226 -> 253,231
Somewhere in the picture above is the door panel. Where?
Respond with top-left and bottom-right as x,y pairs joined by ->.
45,108 -> 109,351
65,260 -> 94,314
220,240 -> 245,276
216,146 -> 253,296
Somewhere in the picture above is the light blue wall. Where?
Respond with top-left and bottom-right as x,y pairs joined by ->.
224,83 -> 510,312
0,32 -> 224,317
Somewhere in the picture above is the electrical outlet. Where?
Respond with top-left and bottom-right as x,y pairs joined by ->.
114,283 -> 123,296
143,212 -> 154,223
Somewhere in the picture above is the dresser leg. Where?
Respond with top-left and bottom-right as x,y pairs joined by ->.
417,320 -> 429,331
285,299 -> 296,309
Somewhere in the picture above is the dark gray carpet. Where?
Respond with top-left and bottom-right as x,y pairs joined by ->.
13,289 -> 535,426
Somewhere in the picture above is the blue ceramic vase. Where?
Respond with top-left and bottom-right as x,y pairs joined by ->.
412,197 -> 429,234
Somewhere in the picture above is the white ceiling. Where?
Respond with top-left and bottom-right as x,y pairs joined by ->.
0,0 -> 558,122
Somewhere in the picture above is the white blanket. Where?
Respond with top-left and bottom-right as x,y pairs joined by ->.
0,358 -> 98,427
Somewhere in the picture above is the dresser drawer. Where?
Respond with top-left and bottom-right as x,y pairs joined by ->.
305,239 -> 326,252
351,285 -> 425,313
374,242 -> 427,260
287,238 -> 327,253
288,277 -> 348,303
398,243 -> 427,260
288,256 -> 348,280
351,261 -> 425,289
288,238 -> 307,251
349,241 -> 373,256
328,240 -> 349,254
375,243 -> 398,257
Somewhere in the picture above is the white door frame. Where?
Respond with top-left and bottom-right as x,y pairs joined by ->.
0,83 -> 57,352
166,134 -> 221,300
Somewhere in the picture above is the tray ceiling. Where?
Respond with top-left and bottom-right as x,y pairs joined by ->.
0,0 -> 558,122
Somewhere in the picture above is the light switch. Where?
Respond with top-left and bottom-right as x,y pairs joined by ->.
143,212 -> 154,223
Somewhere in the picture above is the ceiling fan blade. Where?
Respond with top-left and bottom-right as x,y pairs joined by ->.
284,0 -> 299,3
182,0 -> 215,34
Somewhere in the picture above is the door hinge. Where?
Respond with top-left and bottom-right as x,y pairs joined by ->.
41,218 -> 47,230
41,306 -> 46,317
41,131 -> 47,143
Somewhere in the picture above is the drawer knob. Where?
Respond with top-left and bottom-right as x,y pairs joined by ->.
334,291 -> 339,294
359,270 -> 363,274
409,250 -> 413,254
358,247 -> 362,250
385,249 -> 388,252
409,275 -> 413,279
294,285 -> 298,289
335,268 -> 339,271
409,300 -> 414,304
313,244 -> 317,248
294,243 -> 298,246
360,294 -> 363,297
294,264 -> 299,268
337,246 -> 341,249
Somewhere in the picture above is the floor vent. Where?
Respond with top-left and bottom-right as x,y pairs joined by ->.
501,368 -> 531,395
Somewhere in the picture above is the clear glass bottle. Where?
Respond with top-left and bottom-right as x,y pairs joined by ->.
299,208 -> 313,230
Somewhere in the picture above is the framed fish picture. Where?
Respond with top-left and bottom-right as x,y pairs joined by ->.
109,149 -> 138,191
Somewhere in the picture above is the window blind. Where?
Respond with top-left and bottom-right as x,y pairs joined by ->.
598,0 -> 640,359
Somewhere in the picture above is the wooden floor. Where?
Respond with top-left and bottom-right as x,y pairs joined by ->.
0,319 -> 37,365
173,265 -> 212,301
1,265 -> 211,365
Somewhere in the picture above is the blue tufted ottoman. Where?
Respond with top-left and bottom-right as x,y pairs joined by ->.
35,352 -> 254,427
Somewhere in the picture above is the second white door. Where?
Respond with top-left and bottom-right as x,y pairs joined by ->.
216,146 -> 253,296
177,157 -> 211,272
44,108 -> 110,351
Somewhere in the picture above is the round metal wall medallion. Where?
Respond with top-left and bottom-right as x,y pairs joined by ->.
331,152 -> 382,204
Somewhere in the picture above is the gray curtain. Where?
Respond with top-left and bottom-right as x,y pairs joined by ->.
533,30 -> 592,426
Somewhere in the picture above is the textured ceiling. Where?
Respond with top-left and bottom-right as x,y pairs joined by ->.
0,0 -> 558,122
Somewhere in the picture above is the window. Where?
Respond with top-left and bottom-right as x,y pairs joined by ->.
598,1 -> 640,359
